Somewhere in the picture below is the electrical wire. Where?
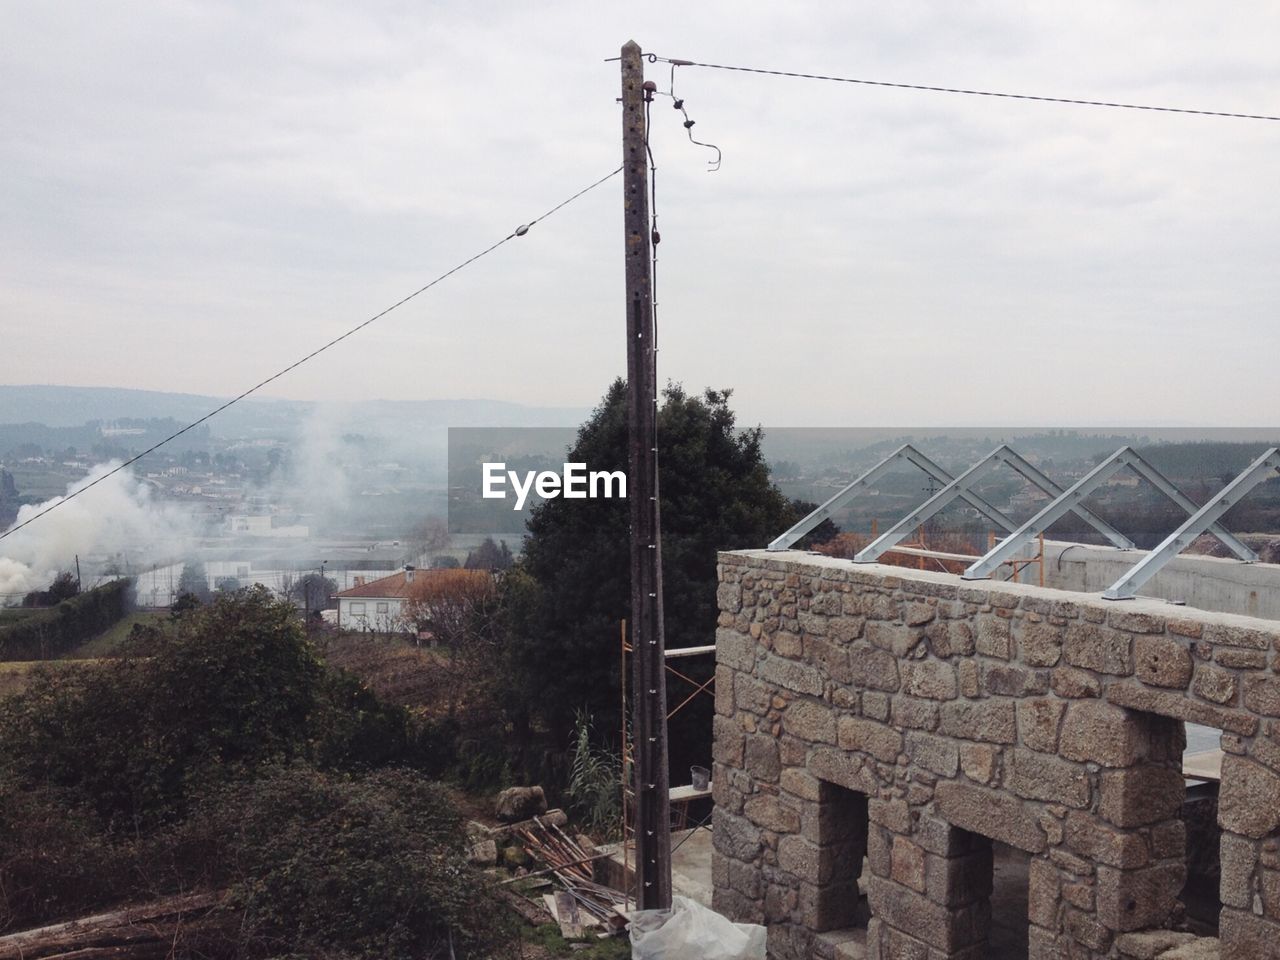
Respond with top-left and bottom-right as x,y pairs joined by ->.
0,166 -> 623,545
651,56 -> 1280,122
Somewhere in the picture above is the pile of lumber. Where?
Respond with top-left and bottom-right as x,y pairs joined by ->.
0,892 -> 227,960
513,816 -> 630,936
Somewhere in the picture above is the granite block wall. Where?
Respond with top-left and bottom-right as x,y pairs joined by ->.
712,550 -> 1280,960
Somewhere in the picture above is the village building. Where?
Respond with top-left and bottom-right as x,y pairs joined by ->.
333,565 -> 422,633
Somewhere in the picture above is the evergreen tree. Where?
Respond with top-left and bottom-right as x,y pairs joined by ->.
177,561 -> 212,603
464,537 -> 514,571
508,380 -> 800,769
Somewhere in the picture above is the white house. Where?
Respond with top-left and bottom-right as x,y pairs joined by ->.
333,565 -> 422,633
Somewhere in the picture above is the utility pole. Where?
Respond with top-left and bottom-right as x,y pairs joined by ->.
620,39 -> 672,911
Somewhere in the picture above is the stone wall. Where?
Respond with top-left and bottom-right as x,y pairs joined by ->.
712,550 -> 1280,960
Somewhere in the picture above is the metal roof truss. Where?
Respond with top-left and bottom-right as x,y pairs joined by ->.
769,443 -> 1280,604
852,444 -> 1133,564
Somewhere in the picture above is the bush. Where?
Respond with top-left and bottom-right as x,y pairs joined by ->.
310,669 -> 413,772
0,578 -> 132,660
178,765 -> 514,959
0,589 -> 491,947
0,587 -> 330,829
0,779 -> 137,932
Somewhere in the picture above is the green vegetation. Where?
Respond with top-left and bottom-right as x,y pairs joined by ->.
177,765 -> 513,959
523,923 -> 630,958
566,711 -> 622,840
0,588 -> 508,957
177,560 -> 212,603
66,610 -> 169,658
0,578 -> 132,661
507,380 -> 802,774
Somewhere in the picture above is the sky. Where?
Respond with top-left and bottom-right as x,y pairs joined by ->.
2,1 -> 1278,426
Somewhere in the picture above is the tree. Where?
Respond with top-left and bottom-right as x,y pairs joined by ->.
21,571 -> 80,607
402,569 -> 495,648
290,572 -> 338,613
0,468 -> 18,528
0,589 -> 466,945
215,576 -> 242,593
180,766 -> 513,959
176,561 -> 211,603
464,536 -> 513,571
508,380 -> 802,764
170,591 -> 202,618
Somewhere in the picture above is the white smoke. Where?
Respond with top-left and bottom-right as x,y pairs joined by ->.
0,462 -> 198,602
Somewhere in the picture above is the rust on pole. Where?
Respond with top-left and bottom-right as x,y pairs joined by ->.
620,38 -> 672,911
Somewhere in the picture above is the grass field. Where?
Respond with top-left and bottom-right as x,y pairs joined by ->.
0,610 -> 167,694
68,610 -> 169,658
0,608 -> 40,626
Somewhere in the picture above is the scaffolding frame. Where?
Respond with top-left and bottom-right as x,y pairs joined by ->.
619,622 -> 716,884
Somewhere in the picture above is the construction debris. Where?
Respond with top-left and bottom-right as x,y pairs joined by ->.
487,807 -> 568,840
514,816 -> 630,934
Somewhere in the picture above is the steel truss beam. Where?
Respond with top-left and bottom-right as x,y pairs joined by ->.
767,444 -> 1018,552
964,446 -> 1259,580
1103,447 -> 1280,600
853,445 -> 1133,564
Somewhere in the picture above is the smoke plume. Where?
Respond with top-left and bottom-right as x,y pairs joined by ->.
0,463 -> 197,602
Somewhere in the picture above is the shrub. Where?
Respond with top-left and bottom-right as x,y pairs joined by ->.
0,587 -> 327,829
179,765 -> 514,959
0,779 -> 136,932
0,578 -> 132,660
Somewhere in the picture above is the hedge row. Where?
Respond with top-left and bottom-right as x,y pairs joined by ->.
0,578 -> 133,660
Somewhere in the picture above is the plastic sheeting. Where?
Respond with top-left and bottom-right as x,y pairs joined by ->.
630,896 -> 767,960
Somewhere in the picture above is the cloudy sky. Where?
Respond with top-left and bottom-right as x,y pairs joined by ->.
3,2 -> 1277,426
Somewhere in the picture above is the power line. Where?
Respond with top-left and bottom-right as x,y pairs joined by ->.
651,56 -> 1280,122
0,166 -> 623,545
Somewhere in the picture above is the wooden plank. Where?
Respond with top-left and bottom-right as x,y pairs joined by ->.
664,645 -> 715,659
0,893 -> 221,960
669,783 -> 713,803
1182,748 -> 1223,782
883,545 -> 981,563
554,891 -> 584,939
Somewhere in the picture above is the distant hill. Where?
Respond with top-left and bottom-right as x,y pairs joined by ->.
0,385 -> 588,436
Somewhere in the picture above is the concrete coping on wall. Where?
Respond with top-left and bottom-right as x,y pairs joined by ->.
741,543 -> 1280,624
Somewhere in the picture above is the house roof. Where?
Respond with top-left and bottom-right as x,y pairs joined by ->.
333,569 -> 422,600
334,567 -> 494,601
